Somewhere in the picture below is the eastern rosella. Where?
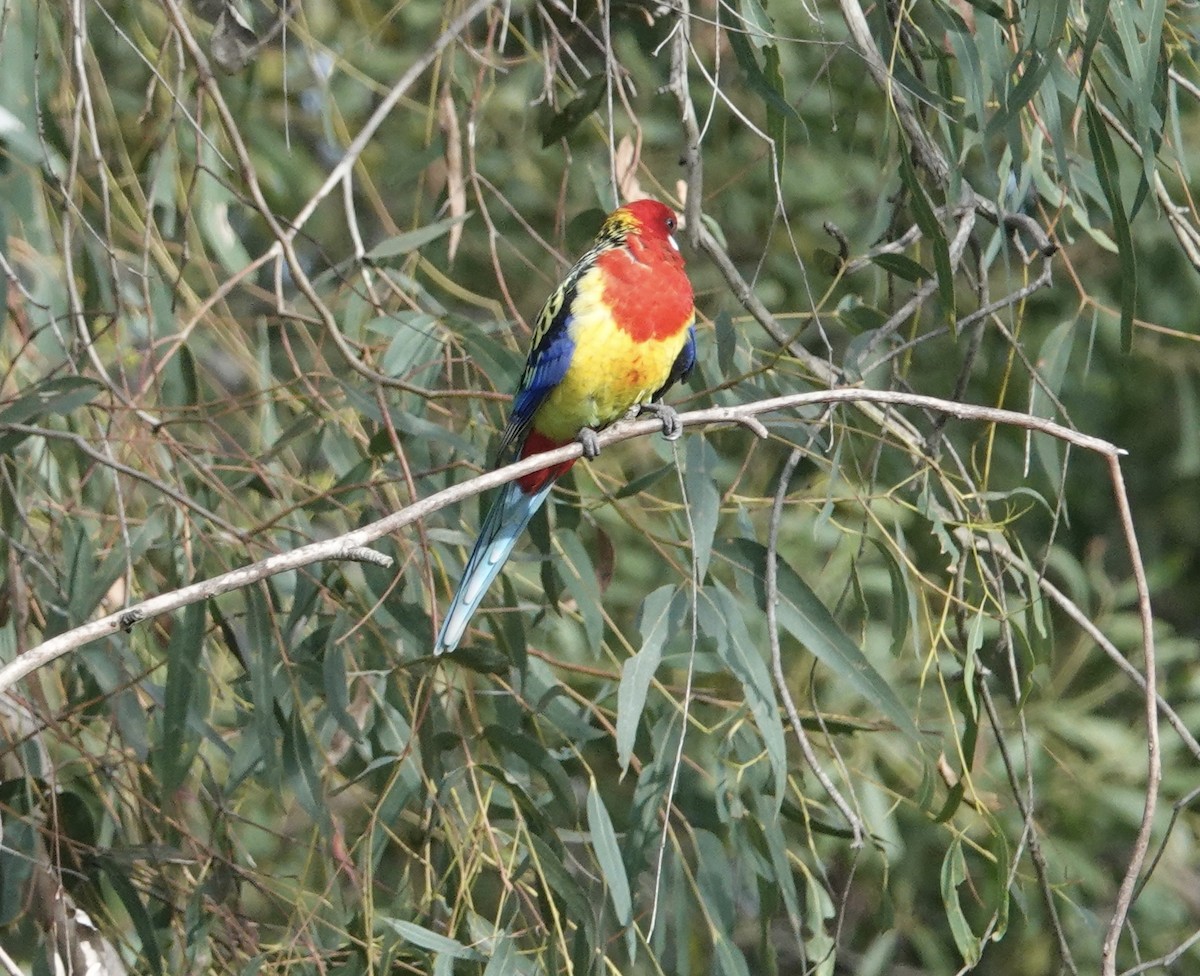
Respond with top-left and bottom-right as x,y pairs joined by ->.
434,198 -> 696,655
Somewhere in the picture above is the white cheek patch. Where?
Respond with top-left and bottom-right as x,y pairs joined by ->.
668,234 -> 680,252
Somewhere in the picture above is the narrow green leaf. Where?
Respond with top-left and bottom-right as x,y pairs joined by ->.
79,516 -> 160,628
196,140 -> 252,274
366,214 -> 472,262
727,15 -> 801,127
321,636 -> 360,742
712,930 -> 754,976
930,5 -> 987,135
729,539 -> 922,746
0,376 -> 103,425
613,462 -> 673,499
617,585 -> 678,770
871,252 -> 931,282
1085,97 -> 1136,351
243,586 -> 279,783
868,538 -> 910,658
957,0 -> 1010,21
478,763 -> 556,840
762,44 -> 788,181
695,829 -> 735,926
557,530 -> 603,650
704,584 -> 788,807
377,312 -> 440,378
752,794 -> 803,939
897,149 -> 955,330
798,863 -> 838,967
714,310 -> 737,374
540,74 -> 606,147
526,831 -> 594,933
156,601 -> 207,794
941,838 -> 981,966
985,47 -> 1057,145
279,704 -> 327,831
685,435 -> 720,580
1029,318 -> 1075,490
0,818 -> 35,926
985,821 -> 1012,941
101,862 -> 164,976
380,918 -> 484,961
484,724 -> 577,822
483,937 -> 540,976
63,522 -> 95,629
587,780 -> 633,927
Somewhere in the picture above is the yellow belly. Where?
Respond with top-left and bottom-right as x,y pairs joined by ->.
532,266 -> 692,442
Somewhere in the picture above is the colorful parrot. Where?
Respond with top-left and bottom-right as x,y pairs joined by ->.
434,198 -> 696,655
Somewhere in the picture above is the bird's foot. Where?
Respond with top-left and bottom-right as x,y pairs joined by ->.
577,427 -> 601,459
638,402 -> 683,441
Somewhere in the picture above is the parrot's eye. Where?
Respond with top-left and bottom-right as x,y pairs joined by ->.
666,216 -> 677,232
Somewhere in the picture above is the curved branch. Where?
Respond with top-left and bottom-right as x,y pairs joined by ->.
1101,452 -> 1161,975
0,387 -> 1130,698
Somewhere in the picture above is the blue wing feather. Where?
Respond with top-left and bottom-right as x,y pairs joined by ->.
654,324 -> 696,400
494,278 -> 580,462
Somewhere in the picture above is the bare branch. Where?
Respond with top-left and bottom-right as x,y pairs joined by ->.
0,387 -> 1130,697
1101,452 -> 1161,975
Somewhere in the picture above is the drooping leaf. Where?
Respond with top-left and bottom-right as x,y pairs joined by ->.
729,539 -> 922,746
540,74 -> 606,147
556,529 -> 603,651
616,585 -> 679,770
871,252 -> 932,283
941,838 -> 982,966
703,584 -> 788,808
101,861 -> 164,976
685,434 -> 721,580
0,376 -> 104,426
1085,96 -> 1136,351
156,601 -> 207,795
380,918 -> 484,961
897,147 -> 955,330
587,780 -> 633,928
366,214 -> 472,262
484,724 -> 578,822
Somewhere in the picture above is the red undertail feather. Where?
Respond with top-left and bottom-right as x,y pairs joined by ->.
517,430 -> 576,495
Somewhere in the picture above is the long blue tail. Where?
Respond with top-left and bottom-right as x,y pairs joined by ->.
434,479 -> 555,654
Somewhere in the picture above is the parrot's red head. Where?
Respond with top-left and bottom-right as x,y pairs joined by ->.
600,199 -> 681,252
621,199 -> 679,242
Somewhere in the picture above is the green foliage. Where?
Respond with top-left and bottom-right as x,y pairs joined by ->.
1,0 -> 1199,974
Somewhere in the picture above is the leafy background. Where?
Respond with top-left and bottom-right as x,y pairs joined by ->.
1,0 -> 1198,974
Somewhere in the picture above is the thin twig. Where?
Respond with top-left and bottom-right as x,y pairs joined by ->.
836,0 -> 948,183
1119,928 -> 1200,976
646,440 -> 702,938
967,530 -> 1200,762
767,448 -> 864,845
668,0 -> 703,245
979,679 -> 1079,975
0,422 -> 246,539
1101,454 -> 1161,975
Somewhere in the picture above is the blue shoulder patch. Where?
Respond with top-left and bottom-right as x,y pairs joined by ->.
494,281 -> 578,462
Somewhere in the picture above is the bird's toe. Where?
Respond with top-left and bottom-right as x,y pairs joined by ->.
578,427 -> 601,459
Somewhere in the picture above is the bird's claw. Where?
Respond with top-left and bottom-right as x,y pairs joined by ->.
577,427 -> 601,459
639,402 -> 683,441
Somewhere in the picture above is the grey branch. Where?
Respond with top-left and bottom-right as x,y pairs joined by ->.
0,387 -> 1130,701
